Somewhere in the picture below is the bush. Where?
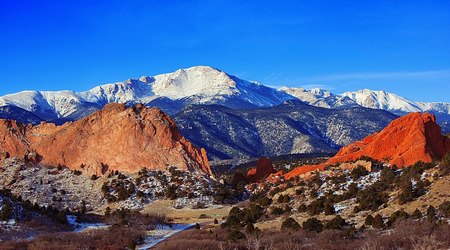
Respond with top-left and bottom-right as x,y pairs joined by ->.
351,165 -> 368,180
398,180 -> 414,205
427,205 -> 437,222
271,207 -> 284,215
298,204 -> 307,213
357,186 -> 388,211
439,201 -> 450,218
364,215 -> 374,226
324,215 -> 346,230
387,210 -> 409,227
440,152 -> 450,175
324,202 -> 335,215
412,209 -> 422,219
373,214 -> 384,229
307,199 -> 325,215
281,217 -> 301,231
227,230 -> 245,242
277,194 -> 290,203
303,217 -> 323,232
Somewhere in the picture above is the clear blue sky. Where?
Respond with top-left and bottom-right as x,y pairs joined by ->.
0,0 -> 449,102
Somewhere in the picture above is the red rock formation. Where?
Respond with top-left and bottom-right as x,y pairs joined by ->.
0,103 -> 212,176
246,157 -> 276,183
286,112 -> 450,179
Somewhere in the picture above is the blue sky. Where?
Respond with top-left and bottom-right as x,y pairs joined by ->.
0,0 -> 449,102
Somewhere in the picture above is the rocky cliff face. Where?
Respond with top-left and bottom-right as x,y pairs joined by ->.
286,112 -> 450,179
0,103 -> 212,176
246,157 -> 276,183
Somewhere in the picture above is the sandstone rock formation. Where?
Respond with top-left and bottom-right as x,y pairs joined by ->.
286,112 -> 450,179
0,103 -> 212,176
246,157 -> 276,183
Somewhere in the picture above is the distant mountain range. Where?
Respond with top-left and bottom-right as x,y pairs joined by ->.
0,66 -> 448,160
173,100 -> 397,160
0,66 -> 291,122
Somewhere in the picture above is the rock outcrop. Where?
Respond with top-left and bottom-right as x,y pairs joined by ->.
286,112 -> 450,179
0,103 -> 212,176
246,157 -> 276,183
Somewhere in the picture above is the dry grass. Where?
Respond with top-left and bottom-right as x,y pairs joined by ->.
141,200 -> 232,224
157,219 -> 450,250
0,227 -> 146,250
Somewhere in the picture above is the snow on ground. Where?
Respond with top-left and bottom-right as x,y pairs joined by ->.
66,215 -> 109,233
137,223 -> 195,250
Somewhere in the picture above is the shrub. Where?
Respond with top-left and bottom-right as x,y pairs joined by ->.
439,201 -> 450,218
277,194 -> 291,203
364,215 -> 374,226
298,204 -> 307,213
343,182 -> 358,199
307,199 -> 325,215
440,152 -> 450,175
387,210 -> 409,227
427,205 -> 437,222
271,207 -> 284,215
281,217 -> 301,231
324,202 -> 335,215
351,165 -> 368,180
222,215 -> 240,229
303,217 -> 323,232
227,230 -> 245,242
372,214 -> 384,229
398,180 -> 414,205
412,209 -> 422,219
357,186 -> 388,211
324,215 -> 346,230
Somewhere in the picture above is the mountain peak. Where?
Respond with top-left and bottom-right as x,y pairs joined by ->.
309,88 -> 332,97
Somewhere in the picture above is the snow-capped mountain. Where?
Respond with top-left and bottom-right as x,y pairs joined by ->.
339,89 -> 450,133
1,66 -> 449,133
279,87 -> 450,116
0,66 -> 293,123
340,89 -> 450,115
278,87 -> 359,109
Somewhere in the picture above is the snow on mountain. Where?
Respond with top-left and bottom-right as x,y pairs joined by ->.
278,87 -> 358,109
0,66 -> 293,122
280,87 -> 450,116
340,89 -> 427,114
0,66 -> 448,134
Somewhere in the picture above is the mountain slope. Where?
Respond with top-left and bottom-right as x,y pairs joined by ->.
174,100 -> 398,160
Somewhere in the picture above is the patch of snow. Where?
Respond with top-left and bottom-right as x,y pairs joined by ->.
137,223 -> 195,250
66,215 -> 109,233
